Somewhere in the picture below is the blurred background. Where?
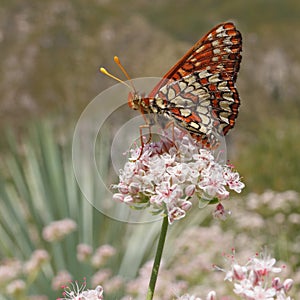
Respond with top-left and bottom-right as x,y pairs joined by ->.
0,0 -> 300,299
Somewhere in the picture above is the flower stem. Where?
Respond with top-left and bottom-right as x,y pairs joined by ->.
146,216 -> 169,300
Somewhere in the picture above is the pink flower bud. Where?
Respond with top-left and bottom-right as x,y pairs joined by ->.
283,278 -> 293,292
272,277 -> 281,290
180,200 -> 192,212
112,193 -> 125,202
185,184 -> 196,197
129,182 -> 140,194
249,269 -> 259,286
206,290 -> 216,300
118,183 -> 129,194
124,195 -> 134,203
233,264 -> 245,280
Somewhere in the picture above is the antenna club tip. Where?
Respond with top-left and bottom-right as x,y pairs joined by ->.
100,67 -> 107,74
114,56 -> 120,63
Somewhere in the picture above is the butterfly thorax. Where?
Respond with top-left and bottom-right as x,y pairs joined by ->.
128,91 -> 171,129
128,91 -> 167,117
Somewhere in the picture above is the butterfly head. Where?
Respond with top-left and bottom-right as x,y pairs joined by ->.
127,91 -> 141,110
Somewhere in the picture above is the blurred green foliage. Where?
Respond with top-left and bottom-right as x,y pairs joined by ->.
0,122 -> 162,299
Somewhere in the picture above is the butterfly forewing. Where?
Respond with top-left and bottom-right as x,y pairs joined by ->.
150,22 -> 242,90
147,22 -> 242,147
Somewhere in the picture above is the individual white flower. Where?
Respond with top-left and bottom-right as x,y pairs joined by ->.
168,206 -> 187,224
81,285 -> 104,300
223,166 -> 245,193
250,254 -> 282,277
244,285 -> 276,299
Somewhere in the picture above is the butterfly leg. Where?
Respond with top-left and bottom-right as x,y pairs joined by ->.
161,121 -> 179,152
132,124 -> 152,161
139,124 -> 152,145
164,121 -> 175,142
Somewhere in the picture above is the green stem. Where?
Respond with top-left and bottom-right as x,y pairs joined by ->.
146,216 -> 169,300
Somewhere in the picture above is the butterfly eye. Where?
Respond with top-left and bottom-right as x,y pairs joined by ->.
127,92 -> 135,109
128,92 -> 140,110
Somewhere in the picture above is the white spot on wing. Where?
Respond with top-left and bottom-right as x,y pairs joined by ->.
168,87 -> 176,99
180,108 -> 192,117
223,93 -> 234,102
184,86 -> 195,93
218,82 -> 230,91
178,81 -> 187,90
223,37 -> 233,45
213,48 -> 221,54
209,74 -> 221,83
216,25 -> 224,33
156,98 -> 166,109
189,121 -> 200,129
212,40 -> 219,47
198,70 -> 211,79
207,33 -> 213,40
216,31 -> 228,38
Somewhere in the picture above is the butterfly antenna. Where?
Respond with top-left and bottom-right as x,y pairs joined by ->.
100,56 -> 136,92
113,56 -> 137,93
100,66 -> 132,90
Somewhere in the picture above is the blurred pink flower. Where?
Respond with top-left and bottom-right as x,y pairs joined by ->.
43,219 -> 77,242
91,245 -> 116,268
52,270 -> 72,291
77,244 -> 93,262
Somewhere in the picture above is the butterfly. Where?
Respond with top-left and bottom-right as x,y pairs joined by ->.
102,22 -> 242,148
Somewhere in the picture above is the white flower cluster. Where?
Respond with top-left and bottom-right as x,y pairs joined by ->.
223,251 -> 294,299
58,280 -> 103,300
178,251 -> 294,300
112,128 -> 244,224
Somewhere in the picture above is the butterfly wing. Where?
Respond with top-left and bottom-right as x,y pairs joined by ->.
149,22 -> 242,147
